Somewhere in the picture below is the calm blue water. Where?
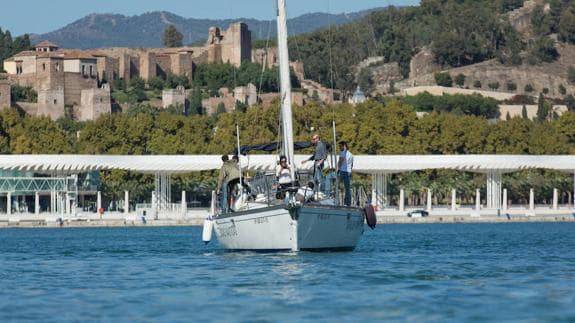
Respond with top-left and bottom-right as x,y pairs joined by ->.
1,223 -> 574,322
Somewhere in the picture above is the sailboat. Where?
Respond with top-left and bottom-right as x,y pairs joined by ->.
205,0 -> 373,251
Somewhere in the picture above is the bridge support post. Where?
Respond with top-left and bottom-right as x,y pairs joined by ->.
371,173 -> 388,210
35,192 -> 40,215
124,191 -> 129,214
553,188 -> 558,210
97,191 -> 102,212
427,188 -> 432,211
475,189 -> 481,211
181,190 -> 187,216
7,192 -> 11,216
486,170 -> 502,209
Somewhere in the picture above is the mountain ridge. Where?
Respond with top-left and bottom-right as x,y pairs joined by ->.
29,8 -> 382,49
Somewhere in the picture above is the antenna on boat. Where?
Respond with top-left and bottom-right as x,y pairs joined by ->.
236,123 -> 244,191
327,0 -> 340,205
332,120 -> 339,205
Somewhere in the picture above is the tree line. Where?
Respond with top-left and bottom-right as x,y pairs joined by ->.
0,98 -> 574,206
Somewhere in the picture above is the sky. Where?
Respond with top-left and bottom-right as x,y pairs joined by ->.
2,0 -> 420,36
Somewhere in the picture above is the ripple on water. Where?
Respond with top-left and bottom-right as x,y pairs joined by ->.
0,224 -> 574,321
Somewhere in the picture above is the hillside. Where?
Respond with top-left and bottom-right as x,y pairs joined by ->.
288,0 -> 575,97
28,9 -> 379,49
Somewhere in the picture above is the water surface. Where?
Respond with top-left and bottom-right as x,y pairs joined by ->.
1,223 -> 574,322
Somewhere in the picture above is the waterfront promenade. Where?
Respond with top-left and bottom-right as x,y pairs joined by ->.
1,206 -> 574,228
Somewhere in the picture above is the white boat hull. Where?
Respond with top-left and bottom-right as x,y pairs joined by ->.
214,205 -> 364,251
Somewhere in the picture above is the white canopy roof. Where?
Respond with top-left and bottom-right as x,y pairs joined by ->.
0,155 -> 573,175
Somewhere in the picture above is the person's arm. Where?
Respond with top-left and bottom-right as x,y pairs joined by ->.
301,155 -> 314,164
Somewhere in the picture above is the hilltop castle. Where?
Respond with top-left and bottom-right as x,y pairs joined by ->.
1,23 -> 253,120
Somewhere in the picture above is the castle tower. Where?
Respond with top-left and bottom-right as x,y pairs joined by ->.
221,23 -> 252,66
139,52 -> 157,81
79,84 -> 111,121
162,85 -> 186,109
37,88 -> 65,120
35,56 -> 64,91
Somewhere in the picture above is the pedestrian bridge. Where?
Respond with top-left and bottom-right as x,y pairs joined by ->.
0,154 -> 573,217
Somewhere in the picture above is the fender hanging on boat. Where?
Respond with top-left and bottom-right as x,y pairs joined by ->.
202,216 -> 214,244
364,205 -> 376,229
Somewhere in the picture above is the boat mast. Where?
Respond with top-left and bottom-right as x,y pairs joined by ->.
277,0 -> 296,180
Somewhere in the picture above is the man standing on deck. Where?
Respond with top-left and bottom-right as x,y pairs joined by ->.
301,134 -> 328,193
337,141 -> 354,206
217,155 -> 240,211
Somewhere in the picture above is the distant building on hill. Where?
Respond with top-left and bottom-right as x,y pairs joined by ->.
350,86 -> 367,105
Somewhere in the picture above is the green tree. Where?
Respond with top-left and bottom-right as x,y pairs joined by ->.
528,36 -> 559,64
434,72 -> 453,87
166,73 -> 190,89
358,68 -> 374,94
559,6 -> 575,44
163,25 -> 183,48
506,81 -> 517,91
473,80 -> 482,88
454,73 -> 466,87
559,84 -> 567,95
127,77 -> 147,103
497,23 -> 524,65
568,66 -> 575,85
216,102 -> 226,115
565,95 -> 575,111
235,100 -> 248,113
536,93 -> 550,122
488,82 -> 500,90
148,77 -> 166,91
188,87 -> 203,115
525,84 -> 534,93
531,4 -> 553,36
522,105 -> 529,119
10,85 -> 37,102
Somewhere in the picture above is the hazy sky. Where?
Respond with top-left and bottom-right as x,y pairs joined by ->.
3,0 -> 420,36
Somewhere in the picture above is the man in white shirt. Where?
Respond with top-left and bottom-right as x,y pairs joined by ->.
337,141 -> 354,206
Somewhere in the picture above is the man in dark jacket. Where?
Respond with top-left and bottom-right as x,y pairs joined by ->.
301,134 -> 328,193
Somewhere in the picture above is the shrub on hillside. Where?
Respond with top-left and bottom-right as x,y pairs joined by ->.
502,95 -> 536,105
506,81 -> 517,91
568,66 -> 575,85
473,80 -> 482,88
454,73 -> 466,87
488,82 -> 500,90
525,84 -> 534,92
434,72 -> 453,87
